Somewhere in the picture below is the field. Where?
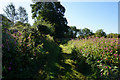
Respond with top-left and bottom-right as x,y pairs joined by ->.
60,37 -> 120,79
2,29 -> 120,79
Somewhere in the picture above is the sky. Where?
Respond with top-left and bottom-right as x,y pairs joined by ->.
61,2 -> 118,34
0,0 -> 118,34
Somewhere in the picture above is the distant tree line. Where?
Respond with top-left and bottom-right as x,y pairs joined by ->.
66,26 -> 120,39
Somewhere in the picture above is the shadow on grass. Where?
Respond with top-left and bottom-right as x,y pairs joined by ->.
31,36 -> 73,80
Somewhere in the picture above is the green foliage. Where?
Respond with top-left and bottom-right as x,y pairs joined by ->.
67,26 -> 80,38
2,25 -> 62,79
107,33 -> 119,38
82,28 -> 93,38
18,6 -> 28,23
2,26 -> 42,78
33,19 -> 55,36
69,27 -> 94,39
31,2 -> 69,39
1,14 -> 13,28
95,29 -> 106,38
2,2 -> 120,80
14,21 -> 31,27
14,21 -> 24,26
2,24 -> 88,79
3,24 -> 120,79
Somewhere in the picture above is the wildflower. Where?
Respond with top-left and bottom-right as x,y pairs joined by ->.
109,67 -> 111,69
28,36 -> 30,39
81,50 -> 82,52
114,54 -> 117,56
4,28 -> 7,31
118,42 -> 120,44
8,67 -> 11,70
20,40 -> 22,43
110,50 -> 112,53
103,52 -> 105,54
19,33 -> 22,36
93,39 -> 95,41
97,60 -> 100,63
14,41 -> 16,45
114,46 -> 117,49
28,36 -> 31,40
101,73 -> 102,77
13,35 -> 16,38
119,55 -> 120,57
34,52 -> 36,56
104,66 -> 108,68
27,44 -> 31,47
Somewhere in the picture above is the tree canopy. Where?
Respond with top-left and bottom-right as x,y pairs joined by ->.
3,3 -> 28,25
31,2 -> 69,39
82,28 -> 93,38
3,3 -> 18,24
18,6 -> 28,23
95,29 -> 106,37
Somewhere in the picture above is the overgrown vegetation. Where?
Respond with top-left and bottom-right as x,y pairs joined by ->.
1,2 -> 120,80
60,37 -> 120,79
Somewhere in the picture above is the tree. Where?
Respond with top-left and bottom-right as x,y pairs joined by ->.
82,28 -> 93,38
107,33 -> 119,38
31,2 -> 69,39
18,6 -> 28,23
95,29 -> 106,38
68,26 -> 79,38
78,29 -> 84,39
3,3 -> 18,24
